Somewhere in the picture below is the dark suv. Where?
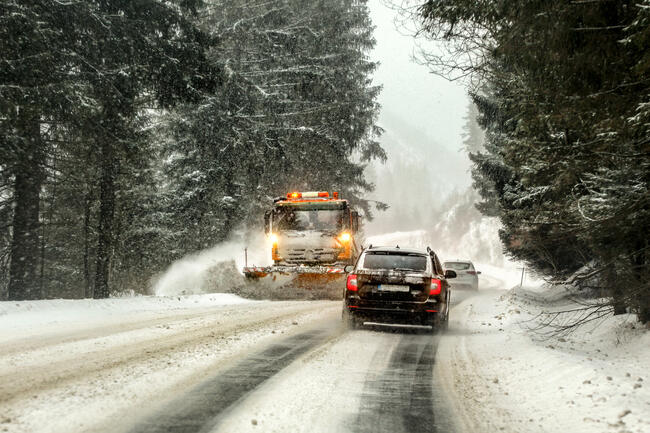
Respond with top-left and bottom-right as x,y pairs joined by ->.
342,246 -> 456,331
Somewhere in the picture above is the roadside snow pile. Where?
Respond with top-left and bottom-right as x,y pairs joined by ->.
476,262 -> 540,290
430,198 -> 505,265
366,229 -> 429,248
0,293 -> 252,334
366,223 -> 505,268
438,285 -> 649,433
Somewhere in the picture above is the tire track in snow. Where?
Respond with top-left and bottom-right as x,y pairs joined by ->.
127,327 -> 335,433
0,305 -> 260,356
355,332 -> 449,433
0,303 -> 332,405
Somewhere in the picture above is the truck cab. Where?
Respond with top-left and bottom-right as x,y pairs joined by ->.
265,191 -> 361,265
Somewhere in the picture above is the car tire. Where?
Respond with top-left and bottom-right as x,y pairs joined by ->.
427,314 -> 441,333
342,307 -> 360,330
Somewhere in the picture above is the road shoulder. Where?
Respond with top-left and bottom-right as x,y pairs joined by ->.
436,288 -> 649,433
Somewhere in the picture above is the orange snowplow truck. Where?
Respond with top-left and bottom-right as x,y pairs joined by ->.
243,191 -> 362,283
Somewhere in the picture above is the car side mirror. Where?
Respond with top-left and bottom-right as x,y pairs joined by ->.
477,271 -> 481,275
444,270 -> 457,279
344,265 -> 354,273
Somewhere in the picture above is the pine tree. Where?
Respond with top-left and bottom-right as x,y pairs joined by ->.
1,1 -> 217,299
163,0 -> 384,251
418,0 -> 650,321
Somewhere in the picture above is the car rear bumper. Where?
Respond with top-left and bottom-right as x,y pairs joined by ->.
345,297 -> 440,324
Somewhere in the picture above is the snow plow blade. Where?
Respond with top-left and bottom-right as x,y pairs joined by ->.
241,265 -> 346,300
243,265 -> 345,279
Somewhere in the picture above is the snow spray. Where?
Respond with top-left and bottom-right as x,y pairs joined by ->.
153,233 -> 271,296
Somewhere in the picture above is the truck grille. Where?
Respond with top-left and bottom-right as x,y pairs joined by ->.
284,248 -> 339,263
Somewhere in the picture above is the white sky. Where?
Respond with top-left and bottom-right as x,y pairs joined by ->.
369,1 -> 469,153
365,0 -> 473,232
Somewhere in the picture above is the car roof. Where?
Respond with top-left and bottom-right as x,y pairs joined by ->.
365,246 -> 428,255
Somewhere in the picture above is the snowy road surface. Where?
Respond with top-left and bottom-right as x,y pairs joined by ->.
1,276 -> 648,433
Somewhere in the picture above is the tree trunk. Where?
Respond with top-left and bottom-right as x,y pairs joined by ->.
638,287 -> 650,324
607,260 -> 626,315
632,240 -> 649,323
83,188 -> 92,298
94,140 -> 116,299
40,154 -> 57,298
8,117 -> 44,301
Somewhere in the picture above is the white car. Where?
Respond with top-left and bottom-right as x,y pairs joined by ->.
443,260 -> 480,290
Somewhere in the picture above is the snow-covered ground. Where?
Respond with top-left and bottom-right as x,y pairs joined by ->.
0,244 -> 647,433
437,283 -> 650,433
0,294 -> 339,433
0,293 -> 251,334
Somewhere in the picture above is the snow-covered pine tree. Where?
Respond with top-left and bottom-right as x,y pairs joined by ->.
418,0 -> 650,321
1,1 -> 217,299
162,0 -> 384,252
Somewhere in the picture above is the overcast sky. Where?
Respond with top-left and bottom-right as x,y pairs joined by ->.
365,1 -> 473,233
369,1 -> 469,153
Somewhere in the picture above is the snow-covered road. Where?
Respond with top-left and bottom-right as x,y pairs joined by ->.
1,273 -> 647,433
0,297 -> 340,433
0,288 -> 479,433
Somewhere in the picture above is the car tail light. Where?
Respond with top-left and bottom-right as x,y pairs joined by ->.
467,271 -> 477,275
346,274 -> 358,291
430,278 -> 442,295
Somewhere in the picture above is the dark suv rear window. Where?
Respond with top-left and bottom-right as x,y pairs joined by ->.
363,252 -> 427,271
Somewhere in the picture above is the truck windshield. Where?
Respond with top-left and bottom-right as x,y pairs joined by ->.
362,252 -> 428,271
275,208 -> 344,232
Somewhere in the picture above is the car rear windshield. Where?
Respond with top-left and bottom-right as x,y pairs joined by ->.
444,262 -> 472,270
363,252 -> 427,271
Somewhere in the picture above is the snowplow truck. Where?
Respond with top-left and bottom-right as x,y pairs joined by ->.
243,191 -> 362,293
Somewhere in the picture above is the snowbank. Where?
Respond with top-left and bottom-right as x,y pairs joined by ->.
438,285 -> 649,433
0,293 -> 252,335
367,227 -> 507,267
366,230 -> 534,290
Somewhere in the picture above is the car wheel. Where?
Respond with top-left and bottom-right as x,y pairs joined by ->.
342,307 -> 359,330
427,313 -> 441,333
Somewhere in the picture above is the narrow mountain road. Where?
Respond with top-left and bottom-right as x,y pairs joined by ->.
122,290 -> 479,433
1,290 -> 481,433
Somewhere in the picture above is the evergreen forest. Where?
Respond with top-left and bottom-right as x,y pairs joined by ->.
1,0 -> 384,300
418,0 -> 650,322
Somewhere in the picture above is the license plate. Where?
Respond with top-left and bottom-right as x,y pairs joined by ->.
378,284 -> 410,292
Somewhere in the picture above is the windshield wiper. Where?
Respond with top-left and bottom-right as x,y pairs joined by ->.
393,267 -> 418,272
